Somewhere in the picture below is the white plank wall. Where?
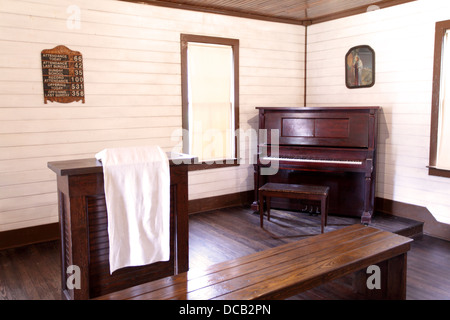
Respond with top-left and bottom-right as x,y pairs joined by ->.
307,0 -> 450,232
0,0 -> 305,231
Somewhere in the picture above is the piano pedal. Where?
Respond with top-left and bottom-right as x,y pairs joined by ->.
308,206 -> 316,216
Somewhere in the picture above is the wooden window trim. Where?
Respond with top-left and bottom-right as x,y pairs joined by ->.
180,34 -> 240,170
429,20 -> 450,177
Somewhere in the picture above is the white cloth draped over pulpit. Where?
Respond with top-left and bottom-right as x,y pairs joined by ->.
95,145 -> 170,274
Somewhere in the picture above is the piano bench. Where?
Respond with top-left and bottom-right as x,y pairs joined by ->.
259,182 -> 330,233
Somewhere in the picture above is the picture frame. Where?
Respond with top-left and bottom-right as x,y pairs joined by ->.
345,45 -> 375,89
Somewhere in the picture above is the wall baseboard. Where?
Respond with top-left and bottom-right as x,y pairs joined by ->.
375,197 -> 450,241
188,190 -> 253,215
1,192 -> 447,250
0,223 -> 59,251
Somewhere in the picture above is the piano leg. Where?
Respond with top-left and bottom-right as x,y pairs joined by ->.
252,163 -> 268,212
251,164 -> 260,211
361,211 -> 372,225
251,201 -> 259,212
361,161 -> 374,225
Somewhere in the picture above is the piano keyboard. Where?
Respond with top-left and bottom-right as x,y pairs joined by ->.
260,156 -> 363,165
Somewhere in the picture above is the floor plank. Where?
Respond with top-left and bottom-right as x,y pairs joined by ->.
0,241 -> 61,300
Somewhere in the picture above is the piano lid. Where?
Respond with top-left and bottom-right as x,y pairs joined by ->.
256,106 -> 380,111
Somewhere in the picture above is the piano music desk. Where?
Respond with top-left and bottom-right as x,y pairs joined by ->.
259,183 -> 330,233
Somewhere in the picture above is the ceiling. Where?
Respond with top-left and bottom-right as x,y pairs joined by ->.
120,0 -> 417,25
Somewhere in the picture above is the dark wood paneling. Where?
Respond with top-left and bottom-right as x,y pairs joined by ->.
188,190 -> 253,215
47,157 -> 192,300
265,109 -> 369,147
0,223 -> 59,251
85,194 -> 176,298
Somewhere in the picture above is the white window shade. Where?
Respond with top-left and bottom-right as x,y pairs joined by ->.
187,42 -> 234,161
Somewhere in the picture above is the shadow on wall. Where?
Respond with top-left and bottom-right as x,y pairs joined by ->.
375,108 -> 389,198
376,197 -> 450,241
376,109 -> 450,241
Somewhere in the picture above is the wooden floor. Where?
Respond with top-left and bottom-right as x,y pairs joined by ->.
1,206 -> 449,300
190,207 -> 450,300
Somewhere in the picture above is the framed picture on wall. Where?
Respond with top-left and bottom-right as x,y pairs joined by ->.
345,45 -> 375,88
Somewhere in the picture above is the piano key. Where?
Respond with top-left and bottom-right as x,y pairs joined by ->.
260,156 -> 363,165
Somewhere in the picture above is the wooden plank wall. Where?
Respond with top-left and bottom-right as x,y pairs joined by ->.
307,0 -> 450,236
0,0 -> 305,231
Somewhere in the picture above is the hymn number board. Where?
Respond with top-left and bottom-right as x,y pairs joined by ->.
41,45 -> 85,104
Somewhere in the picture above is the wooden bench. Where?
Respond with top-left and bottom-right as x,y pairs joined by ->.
259,182 -> 330,233
96,224 -> 413,300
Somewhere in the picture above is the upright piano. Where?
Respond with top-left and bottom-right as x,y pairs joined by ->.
252,107 -> 379,224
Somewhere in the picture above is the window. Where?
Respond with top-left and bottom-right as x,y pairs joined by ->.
181,34 -> 239,169
430,20 -> 450,178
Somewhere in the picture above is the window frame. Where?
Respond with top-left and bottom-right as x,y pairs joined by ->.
180,34 -> 240,171
429,20 -> 450,178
